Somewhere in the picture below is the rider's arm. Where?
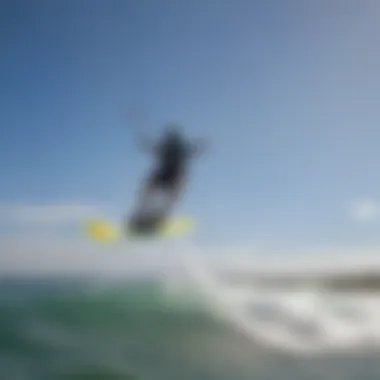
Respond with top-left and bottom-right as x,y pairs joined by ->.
137,135 -> 157,154
189,138 -> 209,157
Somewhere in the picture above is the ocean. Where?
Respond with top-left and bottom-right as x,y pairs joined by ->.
1,265 -> 380,380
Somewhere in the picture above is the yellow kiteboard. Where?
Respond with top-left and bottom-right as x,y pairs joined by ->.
84,217 -> 195,244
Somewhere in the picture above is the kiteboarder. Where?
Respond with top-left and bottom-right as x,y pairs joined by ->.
133,123 -> 208,220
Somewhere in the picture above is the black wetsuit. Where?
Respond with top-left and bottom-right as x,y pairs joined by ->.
152,137 -> 191,188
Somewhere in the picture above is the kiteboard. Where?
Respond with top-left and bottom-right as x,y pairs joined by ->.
84,215 -> 195,244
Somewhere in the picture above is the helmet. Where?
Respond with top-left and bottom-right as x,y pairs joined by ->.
163,123 -> 183,141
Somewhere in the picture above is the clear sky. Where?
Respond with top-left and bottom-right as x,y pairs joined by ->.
1,0 -> 380,273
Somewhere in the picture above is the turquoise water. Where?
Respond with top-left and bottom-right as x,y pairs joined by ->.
0,277 -> 379,380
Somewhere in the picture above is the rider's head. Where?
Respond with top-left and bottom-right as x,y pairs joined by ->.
163,123 -> 183,142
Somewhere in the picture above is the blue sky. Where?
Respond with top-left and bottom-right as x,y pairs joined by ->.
1,0 -> 380,271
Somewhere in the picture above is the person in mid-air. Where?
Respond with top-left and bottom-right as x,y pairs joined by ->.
133,124 -> 208,220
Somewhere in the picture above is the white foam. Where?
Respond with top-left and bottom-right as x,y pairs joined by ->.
164,243 -> 380,355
